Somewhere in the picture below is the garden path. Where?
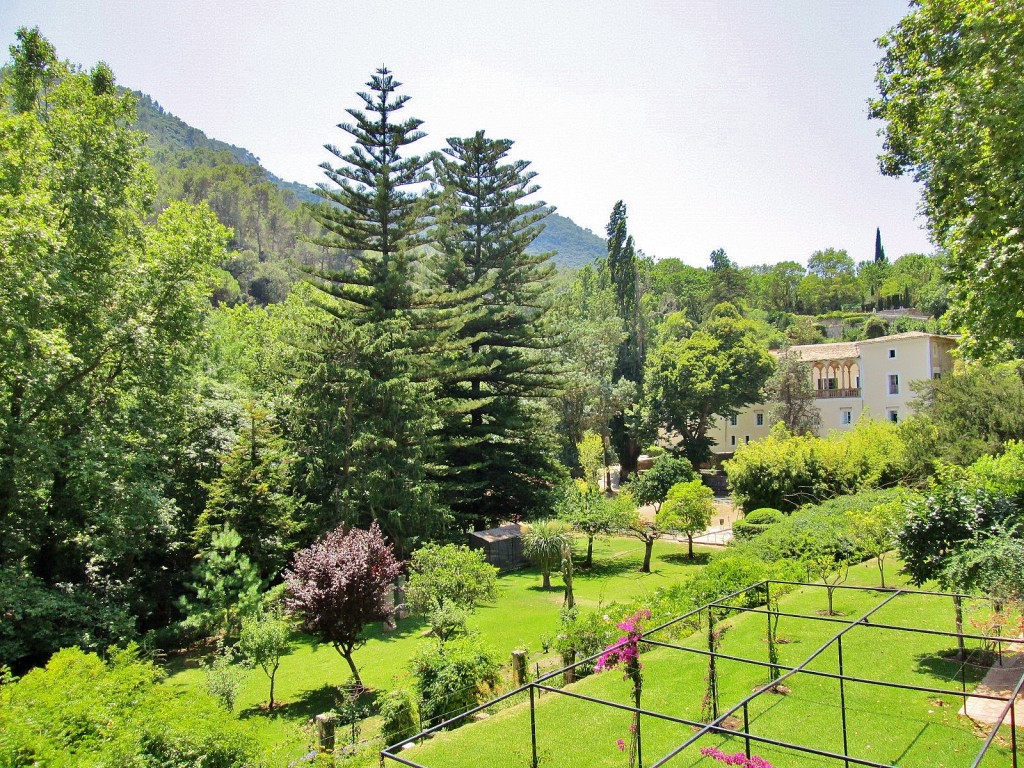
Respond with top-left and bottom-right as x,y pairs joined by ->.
959,640 -> 1024,727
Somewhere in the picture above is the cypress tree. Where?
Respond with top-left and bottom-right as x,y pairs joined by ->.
431,131 -> 564,529
874,227 -> 887,263
605,201 -> 646,480
295,68 -> 450,552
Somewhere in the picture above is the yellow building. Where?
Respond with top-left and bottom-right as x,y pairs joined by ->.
709,331 -> 958,453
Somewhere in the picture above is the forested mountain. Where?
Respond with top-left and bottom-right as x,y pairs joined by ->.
133,91 -> 603,277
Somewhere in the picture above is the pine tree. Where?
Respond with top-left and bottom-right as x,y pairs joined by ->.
295,68 -> 450,551
605,201 -> 646,480
431,131 -> 564,528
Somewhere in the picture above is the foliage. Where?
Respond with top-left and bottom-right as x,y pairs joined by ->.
625,455 -> 698,512
0,646 -> 259,767
411,634 -> 499,727
557,480 -> 635,566
731,508 -> 784,540
379,687 -> 421,748
872,0 -> 1024,355
659,479 -> 714,558
576,430 -> 607,487
763,349 -> 821,435
179,525 -> 263,640
521,519 -> 574,589
897,475 -> 1019,585
644,303 -> 774,463
555,607 -> 620,677
725,419 -> 909,512
595,608 -> 649,768
1,31 -> 230,661
194,401 -> 303,580
294,67 -> 450,551
284,522 -> 403,689
604,201 -> 647,480
939,526 -> 1024,601
201,642 -> 247,712
239,609 -> 291,710
406,544 -> 498,641
431,129 -> 564,529
850,500 -> 905,588
905,363 -> 1024,466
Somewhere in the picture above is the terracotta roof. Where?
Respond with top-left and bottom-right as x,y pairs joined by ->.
784,332 -> 959,363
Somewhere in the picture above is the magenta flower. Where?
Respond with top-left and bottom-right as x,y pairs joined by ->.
699,747 -> 775,768
617,739 -> 626,751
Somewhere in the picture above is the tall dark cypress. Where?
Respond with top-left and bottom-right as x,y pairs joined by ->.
874,227 -> 887,264
432,131 -> 564,529
605,201 -> 645,480
294,68 -> 449,552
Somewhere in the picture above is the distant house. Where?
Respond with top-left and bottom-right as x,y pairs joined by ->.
708,331 -> 958,454
468,523 -> 524,571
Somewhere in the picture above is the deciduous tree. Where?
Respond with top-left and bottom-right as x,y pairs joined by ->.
284,522 -> 403,690
659,479 -> 714,559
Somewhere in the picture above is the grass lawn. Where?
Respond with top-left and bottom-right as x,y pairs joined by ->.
401,560 -> 1018,768
163,535 -> 714,765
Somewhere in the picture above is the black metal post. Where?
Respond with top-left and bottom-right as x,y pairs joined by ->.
709,606 -> 719,720
954,595 -> 966,661
1012,697 -> 1018,768
636,685 -> 643,768
838,635 -> 850,768
529,684 -> 538,768
743,702 -> 751,759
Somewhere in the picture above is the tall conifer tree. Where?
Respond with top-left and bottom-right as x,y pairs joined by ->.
295,68 -> 449,551
605,201 -> 646,479
432,131 -> 564,528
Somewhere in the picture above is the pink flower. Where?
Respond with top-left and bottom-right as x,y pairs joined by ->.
699,747 -> 775,768
617,739 -> 626,751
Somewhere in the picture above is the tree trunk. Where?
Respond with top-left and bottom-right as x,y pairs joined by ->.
586,535 -> 594,567
269,670 -> 277,711
338,645 -> 363,691
877,556 -> 886,588
827,587 -> 835,616
642,539 -> 653,573
619,436 -> 641,482
687,534 -> 694,559
542,568 -> 551,589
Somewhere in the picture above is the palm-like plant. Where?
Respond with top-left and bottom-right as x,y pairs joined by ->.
521,519 -> 574,589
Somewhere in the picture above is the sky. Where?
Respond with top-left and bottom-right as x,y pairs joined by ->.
1,1 -> 932,267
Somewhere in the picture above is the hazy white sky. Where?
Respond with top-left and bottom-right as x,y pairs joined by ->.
1,1 -> 931,267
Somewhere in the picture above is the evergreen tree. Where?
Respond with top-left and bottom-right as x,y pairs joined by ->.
604,201 -> 646,480
431,131 -> 564,528
874,227 -> 887,264
295,68 -> 450,551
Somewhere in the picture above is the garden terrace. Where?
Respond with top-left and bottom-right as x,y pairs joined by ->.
382,581 -> 1022,768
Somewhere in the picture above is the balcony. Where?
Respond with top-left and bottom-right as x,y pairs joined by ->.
815,387 -> 861,399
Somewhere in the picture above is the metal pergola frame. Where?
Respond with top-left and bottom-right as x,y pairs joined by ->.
380,581 -> 1024,768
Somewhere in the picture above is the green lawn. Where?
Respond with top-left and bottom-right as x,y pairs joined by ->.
163,535 -> 714,765
401,561 -> 1018,768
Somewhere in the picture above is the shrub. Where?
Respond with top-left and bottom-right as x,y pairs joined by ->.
379,687 -> 421,747
0,646 -> 259,767
555,607 -> 621,676
411,635 -> 500,727
725,420 -> 908,512
732,508 -> 783,540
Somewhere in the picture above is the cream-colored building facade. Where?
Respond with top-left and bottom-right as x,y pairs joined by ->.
709,332 -> 958,453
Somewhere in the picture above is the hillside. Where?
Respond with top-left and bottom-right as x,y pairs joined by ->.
133,91 -> 603,272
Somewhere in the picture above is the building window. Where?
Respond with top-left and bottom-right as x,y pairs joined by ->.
744,435 -> 750,445
755,412 -> 764,426
889,349 -> 896,359
729,415 -> 737,426
841,409 -> 852,425
888,374 -> 899,395
888,409 -> 899,423
730,435 -> 736,446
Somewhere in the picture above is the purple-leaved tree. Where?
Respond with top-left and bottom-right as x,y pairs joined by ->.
284,522 -> 402,690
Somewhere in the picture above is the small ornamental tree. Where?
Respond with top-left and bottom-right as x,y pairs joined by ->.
284,522 -> 402,690
179,525 -> 263,640
659,479 -> 714,558
558,481 -> 635,566
521,519 -> 574,589
625,456 -> 697,513
405,544 -> 498,642
851,500 -> 905,588
239,610 -> 291,711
